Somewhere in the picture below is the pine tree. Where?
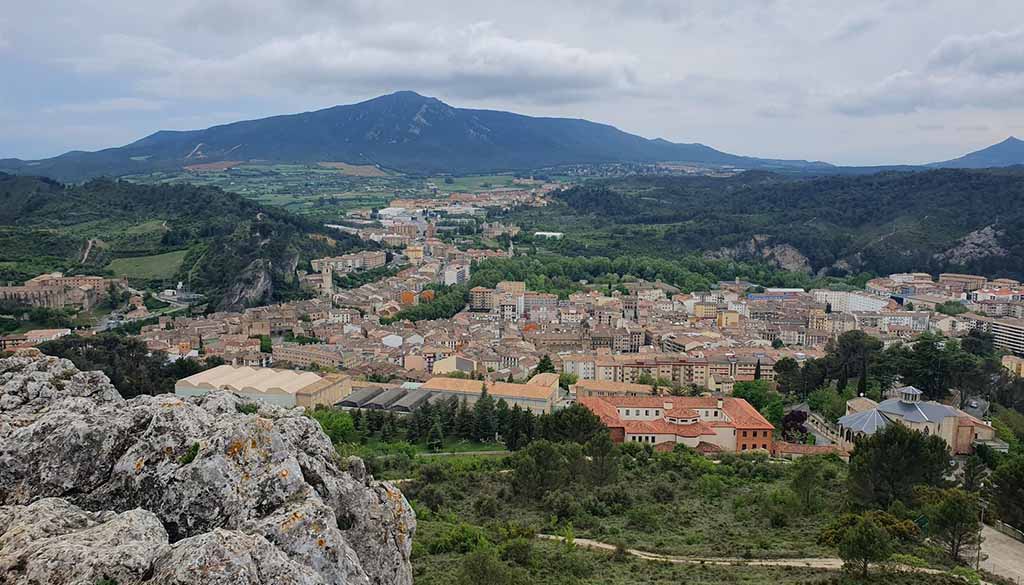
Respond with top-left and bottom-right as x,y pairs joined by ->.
495,399 -> 511,440
506,404 -> 525,451
522,409 -> 536,444
380,416 -> 395,442
754,359 -> 762,380
474,383 -> 497,442
427,415 -> 445,452
351,408 -> 364,433
455,397 -> 475,440
406,406 -> 425,443
532,354 -> 556,376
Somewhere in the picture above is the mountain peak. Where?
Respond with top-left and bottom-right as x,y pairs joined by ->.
929,135 -> 1024,169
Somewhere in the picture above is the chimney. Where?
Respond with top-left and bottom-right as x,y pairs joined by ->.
716,395 -> 724,409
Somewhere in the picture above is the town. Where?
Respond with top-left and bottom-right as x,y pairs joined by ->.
6,192 -> 1023,466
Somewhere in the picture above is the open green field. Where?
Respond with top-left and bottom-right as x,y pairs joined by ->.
108,249 -> 189,280
429,174 -> 520,192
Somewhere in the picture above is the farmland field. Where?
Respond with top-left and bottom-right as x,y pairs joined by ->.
108,249 -> 189,280
317,162 -> 390,176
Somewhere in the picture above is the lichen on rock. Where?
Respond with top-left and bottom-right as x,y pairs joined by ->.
0,353 -> 414,585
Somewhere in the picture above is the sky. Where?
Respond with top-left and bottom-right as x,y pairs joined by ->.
2,0 -> 1024,165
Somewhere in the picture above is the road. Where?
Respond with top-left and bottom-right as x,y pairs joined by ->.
981,525 -> 1024,583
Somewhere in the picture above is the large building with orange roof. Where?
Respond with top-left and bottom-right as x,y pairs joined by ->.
578,393 -> 774,453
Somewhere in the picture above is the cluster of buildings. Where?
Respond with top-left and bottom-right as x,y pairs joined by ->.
0,272 -> 127,311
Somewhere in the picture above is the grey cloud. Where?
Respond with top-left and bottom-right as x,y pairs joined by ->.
928,28 -> 1024,74
44,97 -> 166,114
3,0 -> 1024,165
77,23 -> 638,105
826,14 -> 881,41
834,28 -> 1024,116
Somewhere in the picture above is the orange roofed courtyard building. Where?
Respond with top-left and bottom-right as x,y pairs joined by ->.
579,394 -> 774,454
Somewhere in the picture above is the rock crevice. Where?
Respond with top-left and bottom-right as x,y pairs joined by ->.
0,353 -> 414,585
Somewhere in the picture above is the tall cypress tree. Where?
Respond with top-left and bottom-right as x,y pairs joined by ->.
455,397 -> 475,440
474,383 -> 497,442
427,415 -> 445,452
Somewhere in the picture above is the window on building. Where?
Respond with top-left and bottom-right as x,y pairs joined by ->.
645,410 -> 650,416
742,430 -> 747,437
741,445 -> 747,451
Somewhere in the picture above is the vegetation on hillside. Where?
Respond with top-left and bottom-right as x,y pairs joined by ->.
0,173 -> 367,309
507,168 -> 1024,279
37,333 -> 215,397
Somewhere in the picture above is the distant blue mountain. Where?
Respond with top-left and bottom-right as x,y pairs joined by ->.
0,91 -> 832,181
929,136 -> 1024,169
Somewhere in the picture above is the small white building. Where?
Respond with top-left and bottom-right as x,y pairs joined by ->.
533,231 -> 564,239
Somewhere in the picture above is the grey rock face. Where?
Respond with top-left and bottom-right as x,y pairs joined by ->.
0,355 -> 414,585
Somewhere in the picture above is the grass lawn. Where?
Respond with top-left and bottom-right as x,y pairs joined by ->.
108,249 -> 189,280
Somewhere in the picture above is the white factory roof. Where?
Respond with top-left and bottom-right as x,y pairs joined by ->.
177,365 -> 323,395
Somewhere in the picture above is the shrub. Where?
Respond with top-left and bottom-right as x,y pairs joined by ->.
455,548 -> 523,585
413,484 -> 447,512
499,537 -> 534,567
474,495 -> 501,519
235,403 -> 259,414
889,553 -> 927,568
696,475 -> 726,498
951,566 -> 981,585
650,480 -> 675,503
626,505 -> 660,529
762,487 -> 799,528
178,442 -> 200,465
542,490 -> 582,522
427,522 -> 489,554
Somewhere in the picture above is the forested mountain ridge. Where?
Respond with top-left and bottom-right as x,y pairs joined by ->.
929,137 -> 1024,169
540,168 -> 1024,279
0,91 -> 831,181
0,172 -> 363,310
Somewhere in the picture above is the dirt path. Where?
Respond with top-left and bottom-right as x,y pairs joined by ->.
537,534 -> 991,582
536,534 -> 844,569
980,525 -> 1024,583
80,239 -> 96,263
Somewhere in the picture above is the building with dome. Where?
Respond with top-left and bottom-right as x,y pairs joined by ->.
836,386 -> 1006,455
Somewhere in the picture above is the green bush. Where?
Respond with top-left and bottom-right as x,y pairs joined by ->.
542,490 -> 582,522
499,537 -> 533,567
473,495 -> 500,519
179,442 -> 200,465
427,522 -> 490,554
950,566 -> 981,585
889,553 -> 927,568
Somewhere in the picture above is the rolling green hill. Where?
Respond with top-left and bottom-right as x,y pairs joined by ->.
523,168 -> 1024,280
0,172 -> 365,310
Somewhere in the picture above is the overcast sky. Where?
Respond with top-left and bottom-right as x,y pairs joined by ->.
3,0 -> 1024,165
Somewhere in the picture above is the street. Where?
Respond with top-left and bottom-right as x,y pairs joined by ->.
981,525 -> 1024,584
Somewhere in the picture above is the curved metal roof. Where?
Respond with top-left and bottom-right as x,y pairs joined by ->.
838,409 -> 891,434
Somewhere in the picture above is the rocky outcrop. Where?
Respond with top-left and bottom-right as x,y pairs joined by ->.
219,258 -> 275,311
705,235 -> 813,273
0,352 -> 414,585
933,225 -> 1008,265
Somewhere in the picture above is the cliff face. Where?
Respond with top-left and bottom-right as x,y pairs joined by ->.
0,352 -> 414,585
